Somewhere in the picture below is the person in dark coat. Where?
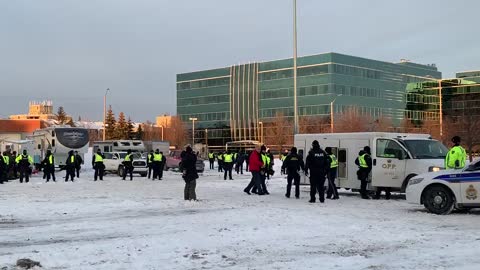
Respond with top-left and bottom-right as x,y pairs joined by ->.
65,150 -> 76,182
42,150 -> 56,182
0,152 -> 5,184
181,146 -> 199,200
305,140 -> 329,203
235,151 -> 245,174
282,147 -> 305,199
159,151 -> 166,179
74,151 -> 83,178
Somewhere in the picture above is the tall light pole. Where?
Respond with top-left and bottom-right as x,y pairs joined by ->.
189,117 -> 197,146
159,125 -> 164,141
293,0 -> 299,135
103,88 -> 110,141
330,94 -> 342,133
258,121 -> 264,144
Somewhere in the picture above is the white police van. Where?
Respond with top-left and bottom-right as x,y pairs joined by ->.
406,160 -> 480,215
294,132 -> 448,191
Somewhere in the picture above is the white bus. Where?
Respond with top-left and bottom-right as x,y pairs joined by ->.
294,132 -> 448,192
29,127 -> 90,168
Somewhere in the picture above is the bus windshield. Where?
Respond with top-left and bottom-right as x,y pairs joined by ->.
400,140 -> 448,159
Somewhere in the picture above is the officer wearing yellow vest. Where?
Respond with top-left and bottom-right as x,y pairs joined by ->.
223,150 -> 234,180
355,146 -> 372,199
122,149 -> 134,181
2,151 -> 11,183
0,152 -> 6,184
42,150 -> 56,182
325,147 -> 339,200
152,149 -> 164,180
280,149 -> 288,175
208,151 -> 215,170
65,150 -> 76,182
445,136 -> 467,170
217,152 -> 224,172
92,148 -> 105,181
15,150 -> 33,183
147,150 -> 154,179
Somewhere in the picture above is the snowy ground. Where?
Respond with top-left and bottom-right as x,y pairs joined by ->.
1,161 -> 480,270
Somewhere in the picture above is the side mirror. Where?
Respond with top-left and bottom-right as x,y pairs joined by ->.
112,156 -> 118,160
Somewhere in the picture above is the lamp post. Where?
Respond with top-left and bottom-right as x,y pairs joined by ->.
258,121 -> 264,144
103,88 -> 110,141
293,0 -> 299,135
159,125 -> 164,141
189,117 -> 198,146
330,94 -> 342,133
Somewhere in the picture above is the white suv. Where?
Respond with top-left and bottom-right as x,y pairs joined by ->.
103,152 -> 148,177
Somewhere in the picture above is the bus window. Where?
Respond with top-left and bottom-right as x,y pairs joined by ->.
113,142 -> 119,147
103,146 -> 109,152
121,142 -> 130,146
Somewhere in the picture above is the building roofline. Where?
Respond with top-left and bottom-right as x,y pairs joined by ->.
177,51 -> 439,76
456,70 -> 480,74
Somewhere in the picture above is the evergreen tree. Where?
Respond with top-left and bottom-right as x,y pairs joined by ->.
56,106 -> 67,124
127,117 -> 135,139
136,124 -> 144,140
105,106 -> 116,140
116,112 -> 128,139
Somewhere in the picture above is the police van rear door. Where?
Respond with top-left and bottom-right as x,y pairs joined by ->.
372,138 -> 408,189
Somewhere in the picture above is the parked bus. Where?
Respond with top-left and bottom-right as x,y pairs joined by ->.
29,127 -> 90,168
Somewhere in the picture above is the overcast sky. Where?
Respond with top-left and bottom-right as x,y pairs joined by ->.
1,0 -> 478,122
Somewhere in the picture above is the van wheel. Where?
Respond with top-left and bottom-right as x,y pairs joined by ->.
423,185 -> 455,215
118,166 -> 125,177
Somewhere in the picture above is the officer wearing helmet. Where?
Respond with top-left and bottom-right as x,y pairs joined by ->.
445,136 -> 467,170
305,140 -> 329,203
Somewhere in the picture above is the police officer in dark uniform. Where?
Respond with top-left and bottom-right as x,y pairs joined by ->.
0,152 -> 6,184
15,150 -> 33,183
147,150 -> 154,179
65,150 -> 76,182
42,150 -> 56,182
92,149 -> 105,181
355,146 -> 373,199
74,151 -> 83,178
325,147 -> 339,200
305,140 -> 329,203
282,147 -> 305,199
122,149 -> 134,181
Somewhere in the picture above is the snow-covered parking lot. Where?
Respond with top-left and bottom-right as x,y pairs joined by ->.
1,167 -> 480,270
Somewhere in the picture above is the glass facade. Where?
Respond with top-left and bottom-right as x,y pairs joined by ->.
405,79 -> 480,124
177,52 -> 441,141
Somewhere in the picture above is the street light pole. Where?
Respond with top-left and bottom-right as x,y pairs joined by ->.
330,94 -> 342,133
103,88 -> 110,141
189,117 -> 198,146
258,121 -> 264,144
293,0 -> 299,135
160,125 -> 164,141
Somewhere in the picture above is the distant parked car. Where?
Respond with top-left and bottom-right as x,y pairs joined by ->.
165,150 -> 205,173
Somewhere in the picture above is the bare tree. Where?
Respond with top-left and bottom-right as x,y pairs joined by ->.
334,107 -> 370,132
264,113 -> 293,150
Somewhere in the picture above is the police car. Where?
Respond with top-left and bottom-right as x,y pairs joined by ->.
406,159 -> 480,215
